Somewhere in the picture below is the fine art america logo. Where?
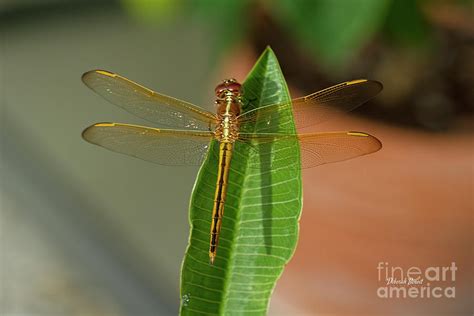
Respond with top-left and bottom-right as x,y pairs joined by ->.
377,262 -> 457,298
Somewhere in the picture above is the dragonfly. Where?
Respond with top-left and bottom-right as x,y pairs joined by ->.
82,70 -> 382,264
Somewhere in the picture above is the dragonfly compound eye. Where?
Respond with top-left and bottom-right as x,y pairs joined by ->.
215,79 -> 242,98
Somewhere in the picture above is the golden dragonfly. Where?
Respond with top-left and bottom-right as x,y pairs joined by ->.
82,70 -> 382,264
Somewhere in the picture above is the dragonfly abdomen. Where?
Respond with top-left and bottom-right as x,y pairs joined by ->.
209,141 -> 233,264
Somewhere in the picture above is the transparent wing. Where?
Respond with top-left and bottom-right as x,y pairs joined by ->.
238,131 -> 382,169
82,70 -> 216,130
82,122 -> 213,166
238,79 -> 383,132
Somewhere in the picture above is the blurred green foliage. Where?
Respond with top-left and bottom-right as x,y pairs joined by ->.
384,0 -> 432,47
272,0 -> 390,70
122,0 -> 179,20
121,0 -> 468,73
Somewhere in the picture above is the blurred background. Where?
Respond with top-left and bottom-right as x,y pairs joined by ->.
1,0 -> 472,315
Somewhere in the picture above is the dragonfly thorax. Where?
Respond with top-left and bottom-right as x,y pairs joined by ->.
214,79 -> 242,142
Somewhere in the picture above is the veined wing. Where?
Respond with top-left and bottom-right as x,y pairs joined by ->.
82,70 -> 216,130
238,79 -> 382,132
82,122 -> 213,166
238,131 -> 382,169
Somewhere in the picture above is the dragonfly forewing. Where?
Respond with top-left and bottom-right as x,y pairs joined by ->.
82,70 -> 217,130
237,79 -> 383,132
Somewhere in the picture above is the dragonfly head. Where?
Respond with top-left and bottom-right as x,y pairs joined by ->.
215,79 -> 242,99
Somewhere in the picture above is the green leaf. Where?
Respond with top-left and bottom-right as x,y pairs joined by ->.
180,47 -> 302,315
273,0 -> 391,72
